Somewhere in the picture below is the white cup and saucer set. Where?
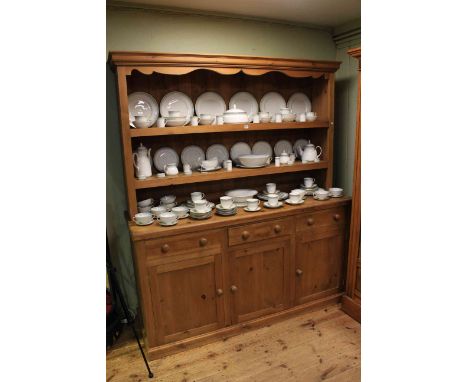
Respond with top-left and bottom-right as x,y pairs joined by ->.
328,188 -> 344,198
133,212 -> 154,226
216,196 -> 237,216
263,193 -> 283,209
243,198 -> 261,212
313,189 -> 331,201
285,189 -> 306,205
157,212 -> 179,227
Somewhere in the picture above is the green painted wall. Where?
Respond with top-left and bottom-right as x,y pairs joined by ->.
106,6 -> 358,314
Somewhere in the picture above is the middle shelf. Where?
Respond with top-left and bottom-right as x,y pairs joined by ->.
135,161 -> 329,189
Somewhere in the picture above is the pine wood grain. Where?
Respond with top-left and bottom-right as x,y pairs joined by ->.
106,304 -> 360,382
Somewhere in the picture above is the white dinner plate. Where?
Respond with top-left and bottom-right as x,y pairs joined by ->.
181,145 -> 205,170
153,147 -> 179,173
274,140 -> 293,156
160,91 -> 194,125
230,142 -> 252,164
287,92 -> 312,115
293,138 -> 309,157
229,92 -> 258,122
195,91 -> 226,117
252,140 -> 273,157
260,92 -> 286,115
206,144 -> 229,163
128,92 -> 159,127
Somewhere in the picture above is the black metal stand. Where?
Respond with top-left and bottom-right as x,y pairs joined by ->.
107,237 -> 154,378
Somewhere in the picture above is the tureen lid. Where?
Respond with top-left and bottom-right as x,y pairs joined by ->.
224,104 -> 246,114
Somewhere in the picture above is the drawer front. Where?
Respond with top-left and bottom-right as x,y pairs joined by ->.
228,217 -> 293,246
145,229 -> 224,259
296,206 -> 346,233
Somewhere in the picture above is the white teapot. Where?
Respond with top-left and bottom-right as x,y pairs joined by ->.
298,141 -> 322,163
133,143 -> 152,180
279,150 -> 289,165
164,163 -> 179,176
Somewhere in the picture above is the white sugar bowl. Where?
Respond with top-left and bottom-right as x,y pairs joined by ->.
223,105 -> 249,124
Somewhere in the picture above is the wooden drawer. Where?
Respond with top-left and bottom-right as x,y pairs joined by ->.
296,206 -> 346,233
228,217 -> 293,246
145,229 -> 224,258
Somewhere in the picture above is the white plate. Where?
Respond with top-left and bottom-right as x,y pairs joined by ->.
243,206 -> 261,212
287,92 -> 312,115
260,92 -> 286,115
263,201 -> 284,209
329,194 -> 344,198
230,142 -> 252,163
313,196 -> 330,201
181,145 -> 205,170
199,165 -> 222,172
252,141 -> 273,157
160,91 -> 194,125
128,92 -> 159,127
229,92 -> 258,121
257,192 -> 288,201
195,91 -> 226,117
153,147 -> 179,172
274,140 -> 293,156
237,163 -> 269,169
206,144 -> 229,163
285,199 -> 305,205
293,139 -> 309,157
135,219 -> 154,226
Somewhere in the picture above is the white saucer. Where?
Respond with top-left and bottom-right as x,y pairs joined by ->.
190,207 -> 211,214
285,199 -> 304,205
158,220 -> 178,227
301,184 -> 318,190
313,196 -> 330,201
264,201 -> 283,209
199,165 -> 222,173
244,206 -> 261,212
216,203 -> 236,211
237,164 -> 269,169
329,194 -> 343,198
135,219 -> 154,226
176,213 -> 189,219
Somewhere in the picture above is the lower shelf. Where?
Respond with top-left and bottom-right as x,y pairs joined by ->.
134,161 -> 329,189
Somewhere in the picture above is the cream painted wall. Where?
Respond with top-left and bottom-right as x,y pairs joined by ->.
106,6 -> 356,314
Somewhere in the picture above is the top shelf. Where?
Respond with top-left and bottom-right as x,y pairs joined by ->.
130,120 -> 329,137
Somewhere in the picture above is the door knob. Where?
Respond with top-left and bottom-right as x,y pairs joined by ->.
230,285 -> 238,292
161,244 -> 170,253
296,269 -> 303,276
307,218 -> 314,226
216,288 -> 223,296
242,231 -> 250,240
199,237 -> 208,247
274,225 -> 282,233
333,214 -> 340,221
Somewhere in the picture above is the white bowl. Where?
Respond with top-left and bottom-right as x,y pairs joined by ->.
223,106 -> 249,124
282,113 -> 296,122
238,154 -> 271,167
165,117 -> 187,127
225,189 -> 258,204
259,117 -> 270,123
168,110 -> 182,118
133,116 -> 153,128
201,157 -> 218,169
137,198 -> 154,207
306,115 -> 318,122
160,195 -> 176,204
199,116 -> 214,125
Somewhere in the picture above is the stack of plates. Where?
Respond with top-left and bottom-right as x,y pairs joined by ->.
216,204 -> 237,216
300,184 -> 319,196
189,208 -> 213,220
257,190 -> 288,201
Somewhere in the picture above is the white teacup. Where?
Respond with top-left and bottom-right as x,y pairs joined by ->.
133,212 -> 153,225
171,206 -> 189,218
304,177 -> 315,188
194,200 -> 208,212
157,211 -> 178,225
329,187 -> 343,197
137,198 -> 154,207
150,205 -> 167,218
274,113 -> 282,123
156,117 -> 166,128
201,158 -> 218,170
199,114 -> 214,125
252,114 -> 260,123
289,190 -> 302,203
246,198 -> 259,211
168,110 -> 182,118
280,107 -> 291,115
216,116 -> 224,125
133,115 -> 151,128
259,111 -> 269,119
297,113 -> 306,122
191,192 -> 205,202
191,116 -> 199,126
266,183 -> 276,194
314,189 -> 329,200
138,205 -> 152,213
306,111 -> 318,121
160,195 -> 176,205
267,194 -> 279,206
220,196 -> 234,209
291,189 -> 306,200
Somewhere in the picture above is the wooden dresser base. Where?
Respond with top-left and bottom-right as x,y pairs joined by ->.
341,295 -> 361,323
147,292 -> 343,360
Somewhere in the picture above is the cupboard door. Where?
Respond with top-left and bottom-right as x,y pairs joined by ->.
148,252 -> 225,345
228,238 -> 290,324
294,228 -> 346,305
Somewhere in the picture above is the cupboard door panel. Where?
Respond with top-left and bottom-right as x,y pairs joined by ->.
229,239 -> 290,324
295,229 -> 346,305
148,253 -> 225,345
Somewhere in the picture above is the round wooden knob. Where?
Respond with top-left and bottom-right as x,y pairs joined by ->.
216,288 -> 223,296
274,225 -> 282,233
296,269 -> 303,276
242,231 -> 250,240
199,237 -> 208,247
307,218 -> 314,226
161,244 -> 170,253
333,214 -> 341,221
230,285 -> 238,292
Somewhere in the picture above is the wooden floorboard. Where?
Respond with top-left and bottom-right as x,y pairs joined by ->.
106,305 -> 360,382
